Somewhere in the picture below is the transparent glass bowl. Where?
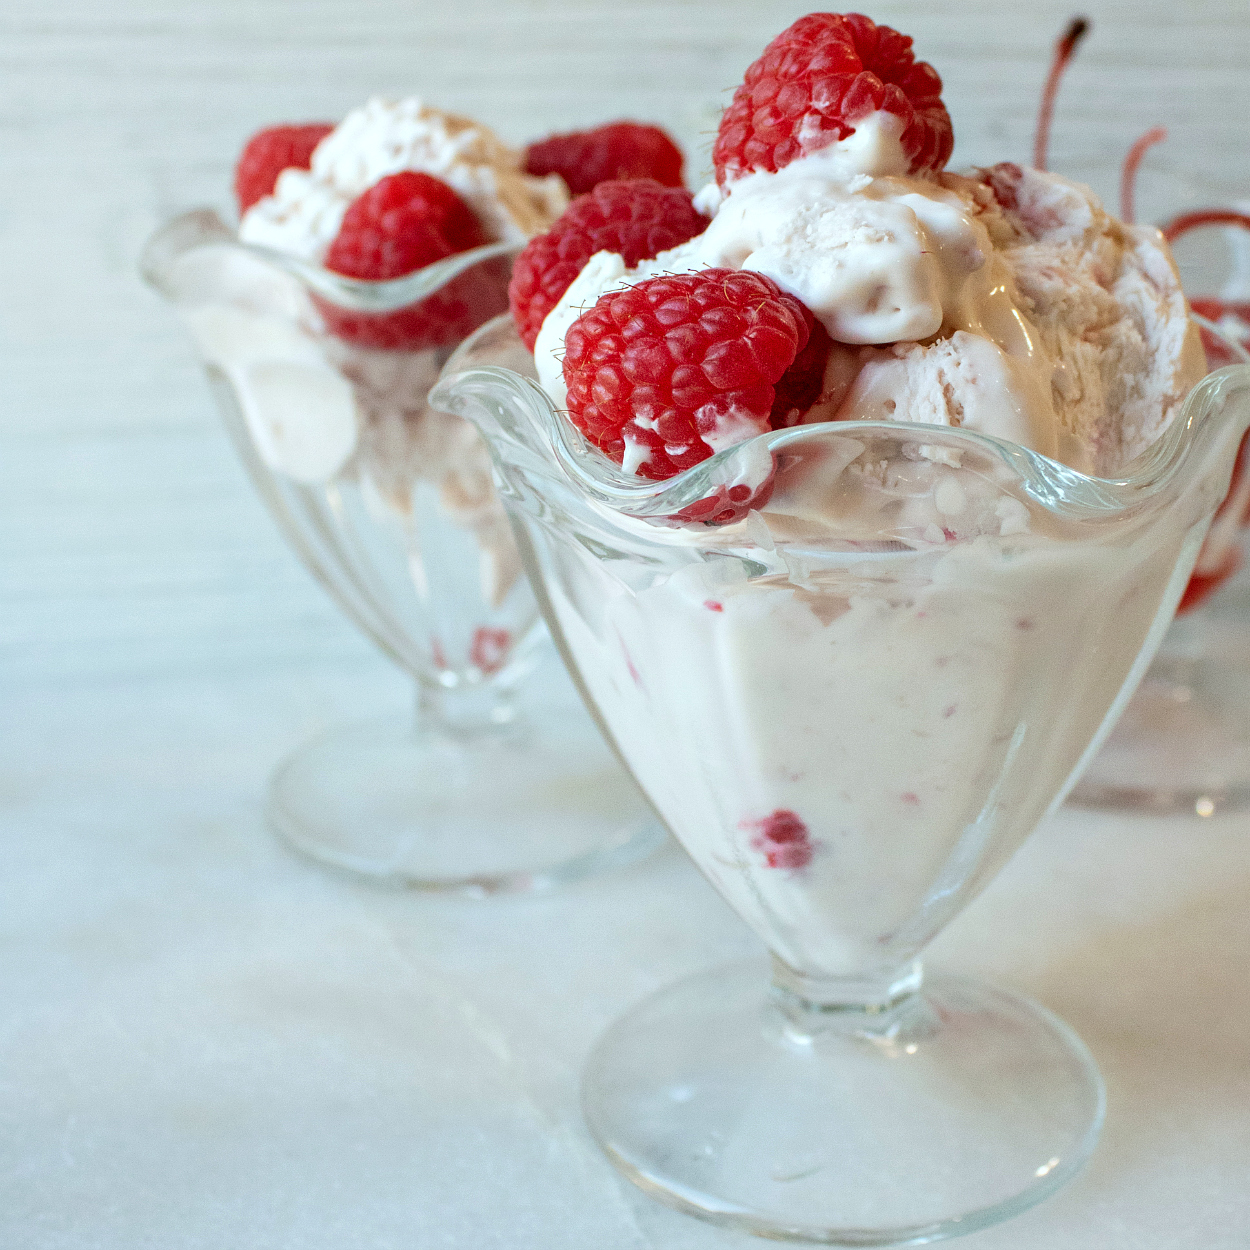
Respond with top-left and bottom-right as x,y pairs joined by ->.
434,315 -> 1250,1241
141,212 -> 662,893
1071,213 -> 1250,814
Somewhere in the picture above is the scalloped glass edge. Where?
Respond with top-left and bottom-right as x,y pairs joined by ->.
432,316 -> 1250,528
140,207 -> 520,313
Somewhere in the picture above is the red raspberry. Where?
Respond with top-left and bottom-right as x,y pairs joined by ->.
712,12 -> 953,186
508,180 -> 710,350
234,123 -> 333,215
325,171 -> 486,279
525,122 -> 685,195
562,268 -> 813,481
318,171 -> 503,350
771,317 -> 833,428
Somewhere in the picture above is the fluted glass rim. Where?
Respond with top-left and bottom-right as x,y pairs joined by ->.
432,314 -> 1250,529
140,207 -> 520,313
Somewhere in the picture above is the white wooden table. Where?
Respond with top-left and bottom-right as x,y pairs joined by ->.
3,1 -> 1250,1245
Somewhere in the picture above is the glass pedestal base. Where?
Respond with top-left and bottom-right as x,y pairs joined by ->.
1070,578 -> 1250,815
1067,653 -> 1250,814
583,960 -> 1103,1246
267,708 -> 665,894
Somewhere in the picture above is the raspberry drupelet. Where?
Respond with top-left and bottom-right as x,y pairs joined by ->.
509,179 -> 710,351
712,11 -> 953,186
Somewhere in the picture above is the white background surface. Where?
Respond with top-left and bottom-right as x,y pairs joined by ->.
3,1 -> 1250,1246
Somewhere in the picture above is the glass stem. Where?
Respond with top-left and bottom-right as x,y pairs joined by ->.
770,956 -> 926,1041
415,680 -> 520,743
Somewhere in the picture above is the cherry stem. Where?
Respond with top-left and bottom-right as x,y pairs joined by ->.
1033,16 -> 1090,171
1119,126 -> 1167,223
1162,209 -> 1250,245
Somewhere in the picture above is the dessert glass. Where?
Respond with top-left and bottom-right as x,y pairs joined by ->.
433,314 -> 1250,1242
1070,218 -> 1250,814
141,211 -> 662,893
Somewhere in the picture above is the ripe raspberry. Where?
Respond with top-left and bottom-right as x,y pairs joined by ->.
562,268 -> 812,481
712,12 -> 953,186
771,317 -> 833,428
508,180 -> 710,350
325,171 -> 486,279
318,171 -> 503,350
234,123 -> 333,215
525,122 -> 685,195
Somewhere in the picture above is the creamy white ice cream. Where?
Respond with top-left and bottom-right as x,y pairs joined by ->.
532,425 -> 1215,978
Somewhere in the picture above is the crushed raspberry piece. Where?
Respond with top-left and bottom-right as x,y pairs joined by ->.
469,626 -> 511,674
745,809 -> 814,870
712,12 -> 953,187
317,171 -> 504,350
508,179 -> 709,350
980,162 -> 1023,212
525,122 -> 685,195
562,268 -> 811,481
234,123 -> 333,215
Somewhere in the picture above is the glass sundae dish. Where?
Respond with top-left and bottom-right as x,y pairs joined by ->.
433,9 -> 1250,1240
1072,206 -> 1250,813
140,99 -> 677,891
436,313 -> 1250,1241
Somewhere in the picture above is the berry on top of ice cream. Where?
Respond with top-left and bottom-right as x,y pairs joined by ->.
562,268 -> 818,479
314,170 -> 499,350
712,12 -> 953,187
324,171 -> 487,278
508,180 -> 710,350
236,98 -> 570,352
234,123 -> 334,214
525,122 -> 685,195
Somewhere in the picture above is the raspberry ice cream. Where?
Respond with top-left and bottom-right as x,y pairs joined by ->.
481,11 -> 1226,975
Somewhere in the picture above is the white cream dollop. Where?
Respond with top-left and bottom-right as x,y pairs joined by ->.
239,97 -> 568,261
